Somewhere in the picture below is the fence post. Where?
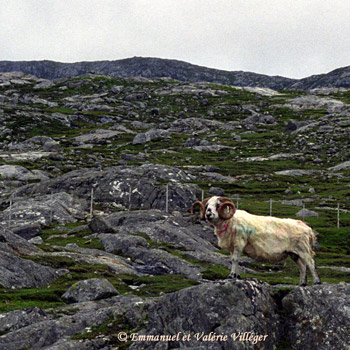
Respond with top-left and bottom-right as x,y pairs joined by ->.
165,184 -> 169,213
302,204 -> 305,221
337,203 -> 340,229
90,188 -> 94,217
9,198 -> 12,227
50,191 -> 53,224
236,199 -> 239,209
129,185 -> 132,210
201,190 -> 204,202
269,198 -> 272,216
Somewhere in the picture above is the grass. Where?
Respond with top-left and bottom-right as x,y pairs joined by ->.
0,288 -> 64,313
38,224 -> 104,251
71,313 -> 145,349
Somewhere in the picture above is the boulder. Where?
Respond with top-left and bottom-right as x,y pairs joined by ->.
12,224 -> 43,240
0,192 -> 87,229
209,187 -> 225,196
282,283 -> 350,350
61,278 -> 119,304
296,208 -> 319,218
130,280 -> 281,350
0,229 -> 41,255
74,129 -> 120,144
0,251 -> 57,288
0,165 -> 49,181
184,137 -> 201,148
133,128 -> 170,145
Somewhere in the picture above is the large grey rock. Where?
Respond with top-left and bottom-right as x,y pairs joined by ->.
328,160 -> 350,172
0,229 -> 41,255
0,307 -> 48,333
130,280 -> 281,350
275,169 -> 321,176
242,113 -> 276,125
169,117 -> 224,134
282,283 -> 350,350
61,278 -> 119,304
74,129 -> 120,144
284,95 -> 345,112
296,208 -> 319,218
133,128 -> 171,145
0,251 -> 57,288
90,210 -> 216,252
8,136 -> 58,152
14,164 -> 199,213
0,294 -> 154,350
0,165 -> 49,181
91,210 -> 227,280
12,224 -> 43,240
0,192 -> 87,229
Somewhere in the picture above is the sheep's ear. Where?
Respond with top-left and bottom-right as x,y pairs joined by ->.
190,201 -> 206,220
202,197 -> 211,206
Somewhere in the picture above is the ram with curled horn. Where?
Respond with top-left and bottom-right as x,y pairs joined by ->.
191,195 -> 321,286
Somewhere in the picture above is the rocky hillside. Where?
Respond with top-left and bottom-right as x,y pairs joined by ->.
1,57 -> 350,89
0,71 -> 349,349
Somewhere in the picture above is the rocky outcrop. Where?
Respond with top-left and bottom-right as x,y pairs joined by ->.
282,283 -> 350,350
13,164 -> 200,213
130,280 -> 281,350
61,278 -> 119,304
90,210 -> 226,280
0,295 -> 156,350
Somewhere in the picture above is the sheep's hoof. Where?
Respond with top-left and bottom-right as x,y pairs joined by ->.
300,282 -> 307,287
227,273 -> 241,280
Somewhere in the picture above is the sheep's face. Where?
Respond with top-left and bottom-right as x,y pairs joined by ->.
204,196 -> 221,223
204,196 -> 235,223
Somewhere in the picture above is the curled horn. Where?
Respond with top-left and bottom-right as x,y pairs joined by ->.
190,201 -> 205,220
218,200 -> 236,220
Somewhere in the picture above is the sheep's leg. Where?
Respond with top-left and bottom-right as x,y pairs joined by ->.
228,247 -> 243,279
305,257 -> 321,285
296,258 -> 308,286
289,253 -> 307,286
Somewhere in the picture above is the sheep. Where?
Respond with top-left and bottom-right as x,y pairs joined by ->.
191,196 -> 321,286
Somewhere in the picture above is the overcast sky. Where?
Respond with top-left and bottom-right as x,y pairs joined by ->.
0,0 -> 349,79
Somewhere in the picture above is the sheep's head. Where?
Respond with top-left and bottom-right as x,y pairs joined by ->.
191,196 -> 236,223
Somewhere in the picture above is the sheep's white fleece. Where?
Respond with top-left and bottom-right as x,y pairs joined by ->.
215,209 -> 315,263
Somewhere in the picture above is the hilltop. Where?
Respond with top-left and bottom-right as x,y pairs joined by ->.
1,57 -> 350,89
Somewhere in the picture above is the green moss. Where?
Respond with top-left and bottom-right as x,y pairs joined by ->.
116,274 -> 199,297
72,314 -> 137,349
0,288 -> 64,313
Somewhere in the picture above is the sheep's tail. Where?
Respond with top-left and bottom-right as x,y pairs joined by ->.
309,229 -> 318,257
299,220 -> 317,256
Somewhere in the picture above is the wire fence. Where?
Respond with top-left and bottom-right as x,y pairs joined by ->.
2,185 -> 346,230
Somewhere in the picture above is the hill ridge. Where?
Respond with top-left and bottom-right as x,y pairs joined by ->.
1,56 -> 349,89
